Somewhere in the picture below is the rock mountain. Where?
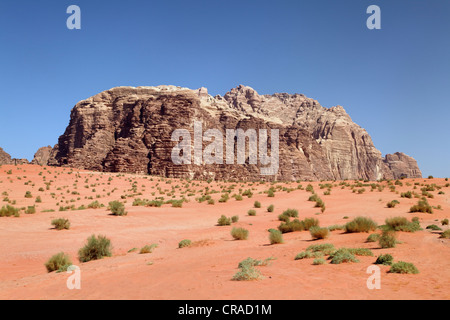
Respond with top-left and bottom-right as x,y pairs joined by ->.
37,85 -> 422,181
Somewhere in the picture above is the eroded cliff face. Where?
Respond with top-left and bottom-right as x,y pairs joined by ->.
46,85 -> 422,181
0,147 -> 12,165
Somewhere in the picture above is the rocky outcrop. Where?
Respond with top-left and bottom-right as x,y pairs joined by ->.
382,152 -> 422,179
47,85 -> 422,181
31,146 -> 53,166
0,147 -> 12,165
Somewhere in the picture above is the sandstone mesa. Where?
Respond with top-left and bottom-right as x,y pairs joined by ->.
2,85 -> 421,181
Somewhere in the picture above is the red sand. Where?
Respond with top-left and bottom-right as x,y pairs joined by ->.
0,164 -> 448,300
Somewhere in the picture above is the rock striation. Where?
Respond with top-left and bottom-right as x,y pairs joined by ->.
46,85 -> 422,181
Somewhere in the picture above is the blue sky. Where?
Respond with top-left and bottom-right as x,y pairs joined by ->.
0,0 -> 449,177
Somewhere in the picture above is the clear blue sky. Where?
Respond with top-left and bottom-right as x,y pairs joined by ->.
0,0 -> 449,177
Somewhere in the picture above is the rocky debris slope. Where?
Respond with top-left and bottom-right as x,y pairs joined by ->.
46,85 -> 422,181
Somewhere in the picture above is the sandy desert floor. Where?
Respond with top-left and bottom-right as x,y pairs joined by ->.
0,164 -> 448,300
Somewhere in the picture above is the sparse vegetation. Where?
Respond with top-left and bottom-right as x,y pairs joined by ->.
231,227 -> 249,240
389,261 -> 419,274
45,252 -> 72,273
78,234 -> 112,263
344,217 -> 377,233
51,218 -> 71,230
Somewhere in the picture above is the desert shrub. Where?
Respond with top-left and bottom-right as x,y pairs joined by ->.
235,194 -> 243,201
254,201 -> 261,208
426,224 -> 442,231
366,233 -> 381,242
295,251 -> 324,260
217,215 -> 231,226
401,191 -> 413,198
278,214 -> 291,223
306,243 -> 335,255
306,184 -> 314,192
267,189 -> 275,197
238,257 -> 275,268
410,199 -> 433,214
439,230 -> 450,239
51,218 -> 70,230
140,244 -> 158,254
88,200 -> 102,209
389,261 -> 419,274
207,199 -> 215,205
108,201 -> 127,216
374,254 -> 394,266
343,248 -> 373,256
327,224 -> 344,231
178,240 -> 192,248
379,230 -> 397,248
231,215 -> 239,223
302,218 -> 319,230
267,204 -> 274,212
269,229 -> 284,244
313,258 -> 326,265
0,205 -> 19,217
345,217 -> 377,233
78,234 -> 112,262
24,191 -> 33,198
441,218 -> 449,226
232,264 -> 262,281
247,209 -> 256,216
231,227 -> 249,240
25,205 -> 36,214
309,226 -> 330,240
385,217 -> 421,232
35,196 -> 42,203
328,249 -> 359,264
282,208 -> 298,218
45,252 -> 72,273
386,200 -> 399,208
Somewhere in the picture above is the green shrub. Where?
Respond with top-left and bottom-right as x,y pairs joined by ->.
379,230 -> 397,248
45,252 -> 72,273
217,215 -> 231,226
387,200 -> 399,208
385,217 -> 421,232
232,264 -> 262,281
410,199 -> 433,214
254,201 -> 261,208
231,227 -> 249,240
345,217 -> 377,233
25,205 -> 36,214
0,205 -> 20,217
306,243 -> 335,255
309,226 -> 330,240
231,215 -> 239,223
178,239 -> 192,248
24,191 -> 33,198
238,257 -> 275,268
87,200 -> 102,209
302,218 -> 319,230
389,261 -> 419,274
374,254 -> 394,266
282,208 -> 298,218
108,201 -> 127,216
328,249 -> 359,264
247,209 -> 256,216
140,244 -> 158,254
269,229 -> 284,244
78,235 -> 112,262
439,230 -> 450,239
295,251 -> 324,260
267,204 -> 274,212
313,258 -> 327,265
426,224 -> 442,231
366,233 -> 380,242
52,218 -> 70,230
441,218 -> 449,226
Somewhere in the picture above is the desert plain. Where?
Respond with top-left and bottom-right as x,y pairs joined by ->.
0,164 -> 448,300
